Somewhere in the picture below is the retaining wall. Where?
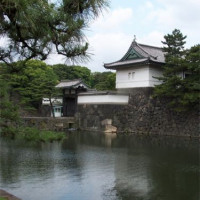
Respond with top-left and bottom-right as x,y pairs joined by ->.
21,117 -> 75,131
76,88 -> 199,137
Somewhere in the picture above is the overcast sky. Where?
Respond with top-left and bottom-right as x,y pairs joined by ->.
44,0 -> 200,71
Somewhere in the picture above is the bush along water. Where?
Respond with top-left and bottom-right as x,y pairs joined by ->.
0,126 -> 66,142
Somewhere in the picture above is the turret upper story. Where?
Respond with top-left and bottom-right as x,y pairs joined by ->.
104,39 -> 166,88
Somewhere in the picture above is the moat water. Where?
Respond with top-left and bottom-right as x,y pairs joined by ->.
0,132 -> 199,200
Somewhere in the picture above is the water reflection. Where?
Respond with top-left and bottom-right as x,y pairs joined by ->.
113,136 -> 199,200
0,133 -> 199,200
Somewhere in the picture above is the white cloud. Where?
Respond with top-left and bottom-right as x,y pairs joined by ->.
84,7 -> 135,71
145,1 -> 154,10
87,33 -> 133,72
139,31 -> 164,47
147,0 -> 200,34
46,7 -> 134,71
46,53 -> 65,65
90,8 -> 133,32
138,0 -> 200,48
46,0 -> 200,71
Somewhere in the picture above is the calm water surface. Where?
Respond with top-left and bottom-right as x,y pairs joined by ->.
0,132 -> 199,200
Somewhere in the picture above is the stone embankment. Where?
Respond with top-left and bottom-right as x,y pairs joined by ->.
21,117 -> 75,131
0,189 -> 21,200
77,88 -> 199,137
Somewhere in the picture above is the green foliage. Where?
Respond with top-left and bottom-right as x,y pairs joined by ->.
159,29 -> 187,78
52,64 -> 116,90
0,125 -> 66,142
0,0 -> 108,63
0,197 -> 7,200
16,127 -> 66,142
3,60 -> 58,110
0,126 -> 19,139
162,29 -> 186,61
1,59 -> 116,116
91,71 -> 116,90
52,64 -> 91,85
0,74 -> 19,136
154,29 -> 200,111
180,45 -> 200,108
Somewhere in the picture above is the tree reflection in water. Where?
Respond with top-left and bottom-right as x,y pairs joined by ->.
0,133 -> 199,200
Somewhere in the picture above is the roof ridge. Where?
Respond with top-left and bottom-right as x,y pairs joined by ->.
134,42 -> 149,57
60,79 -> 82,82
136,43 -> 158,60
119,40 -> 146,61
138,43 -> 162,49
119,41 -> 135,61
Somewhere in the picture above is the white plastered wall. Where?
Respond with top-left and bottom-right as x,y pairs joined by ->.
116,66 -> 150,88
78,95 -> 129,105
116,65 -> 163,88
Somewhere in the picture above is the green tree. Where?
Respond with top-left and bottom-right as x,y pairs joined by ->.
52,64 -> 116,90
154,29 -> 200,111
0,0 -> 108,64
3,60 -> 58,111
52,64 -> 91,85
91,71 -> 116,90
180,44 -> 200,108
0,75 -> 19,136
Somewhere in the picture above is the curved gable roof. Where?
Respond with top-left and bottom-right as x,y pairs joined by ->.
104,40 -> 165,69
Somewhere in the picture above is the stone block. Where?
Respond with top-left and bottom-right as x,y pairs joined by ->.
104,124 -> 117,133
101,119 -> 112,126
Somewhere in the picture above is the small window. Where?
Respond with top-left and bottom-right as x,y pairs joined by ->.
184,73 -> 191,78
128,72 -> 135,79
132,72 -> 135,79
128,72 -> 131,79
54,108 -> 61,113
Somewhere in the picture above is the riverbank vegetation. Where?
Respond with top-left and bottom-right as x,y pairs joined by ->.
16,127 -> 66,142
0,126 -> 66,143
0,0 -> 111,140
0,197 -> 7,200
0,60 -> 116,141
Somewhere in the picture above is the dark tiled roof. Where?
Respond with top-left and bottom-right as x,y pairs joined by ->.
55,79 -> 88,89
138,43 -> 165,63
104,40 -> 165,69
104,58 -> 148,68
78,91 -> 129,96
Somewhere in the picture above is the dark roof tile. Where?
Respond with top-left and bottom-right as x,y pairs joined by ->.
104,40 -> 165,69
56,79 -> 88,89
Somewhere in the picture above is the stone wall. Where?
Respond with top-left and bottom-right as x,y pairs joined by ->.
76,88 -> 199,137
21,117 -> 75,131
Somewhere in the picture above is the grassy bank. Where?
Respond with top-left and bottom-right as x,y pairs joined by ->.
0,189 -> 21,200
0,126 -> 66,142
0,197 -> 7,200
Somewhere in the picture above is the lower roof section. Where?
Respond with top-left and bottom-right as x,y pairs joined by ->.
78,91 -> 129,105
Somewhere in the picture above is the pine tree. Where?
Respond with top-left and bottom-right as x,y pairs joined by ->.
154,29 -> 200,111
181,45 -> 200,108
0,0 -> 108,64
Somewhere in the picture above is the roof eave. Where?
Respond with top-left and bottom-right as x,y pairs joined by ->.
55,79 -> 88,89
104,60 -> 149,69
104,60 -> 165,70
